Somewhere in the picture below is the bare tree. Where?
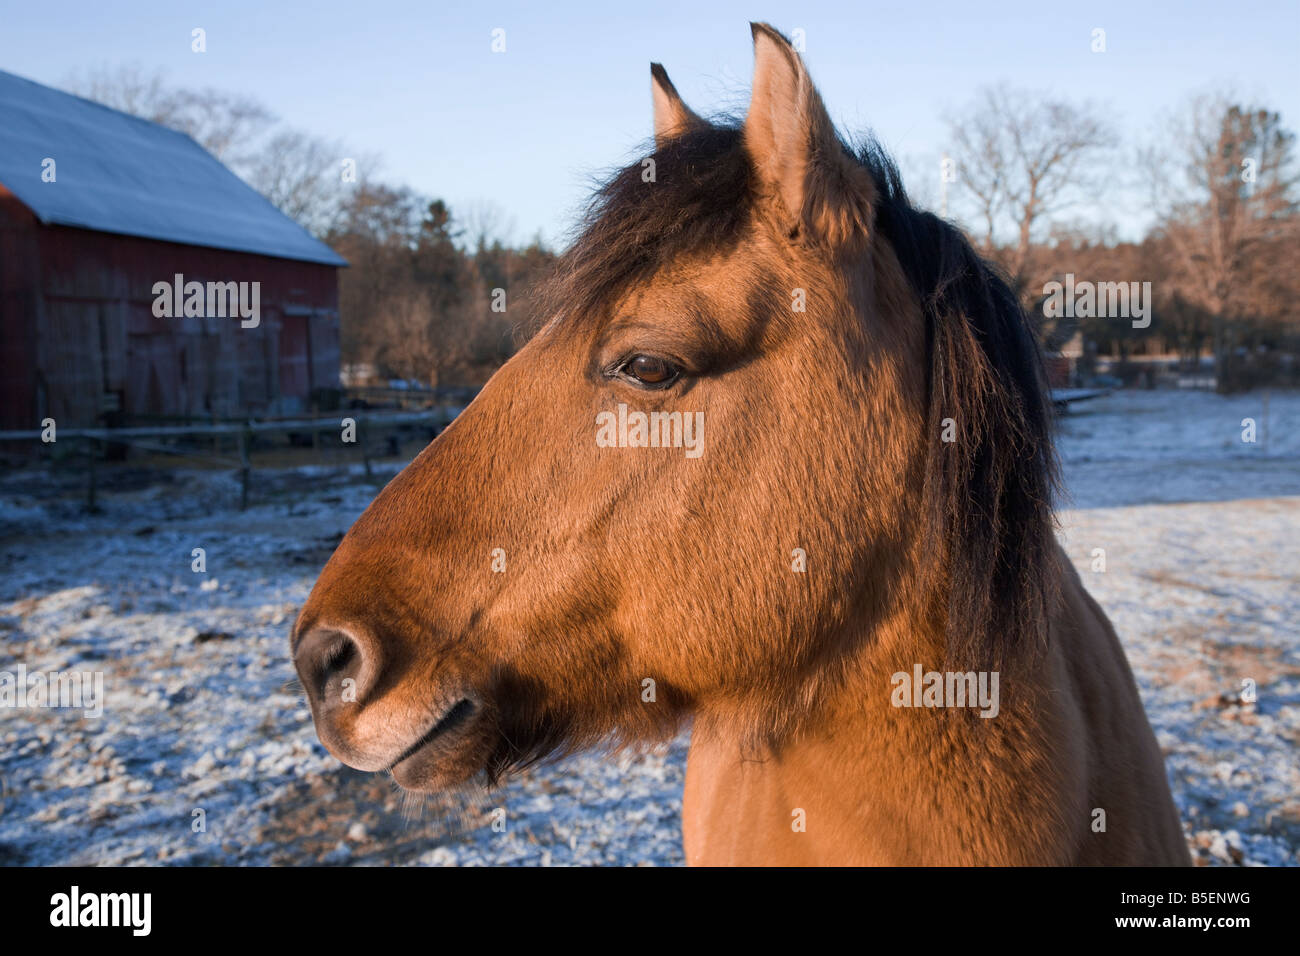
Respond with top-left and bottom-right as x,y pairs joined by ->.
1143,94 -> 1298,375
373,288 -> 441,384
63,65 -> 382,239
458,199 -> 517,253
64,65 -> 275,165
241,129 -> 370,237
330,183 -> 428,368
947,86 -> 1117,286
945,98 -> 1009,250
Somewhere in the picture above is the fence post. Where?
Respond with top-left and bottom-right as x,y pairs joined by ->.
311,400 -> 321,461
360,421 -> 373,479
239,423 -> 252,510
1262,389 -> 1270,451
85,436 -> 97,511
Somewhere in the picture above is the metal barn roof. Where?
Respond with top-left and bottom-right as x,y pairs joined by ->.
0,69 -> 346,267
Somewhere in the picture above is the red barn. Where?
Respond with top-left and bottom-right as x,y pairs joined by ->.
0,69 -> 347,430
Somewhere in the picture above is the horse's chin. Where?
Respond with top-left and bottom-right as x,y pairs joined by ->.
390,760 -> 482,793
387,706 -> 495,792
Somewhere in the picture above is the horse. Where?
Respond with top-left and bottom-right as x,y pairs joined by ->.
291,23 -> 1191,866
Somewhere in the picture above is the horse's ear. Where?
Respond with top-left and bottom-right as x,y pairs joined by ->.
651,63 -> 704,148
744,23 -> 874,247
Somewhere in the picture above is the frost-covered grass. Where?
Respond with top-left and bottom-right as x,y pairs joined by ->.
0,389 -> 1297,866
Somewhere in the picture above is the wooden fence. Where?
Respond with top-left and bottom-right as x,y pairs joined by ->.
0,407 -> 463,510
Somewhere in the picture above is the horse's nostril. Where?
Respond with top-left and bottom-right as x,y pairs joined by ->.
324,639 -> 357,677
295,627 -> 370,708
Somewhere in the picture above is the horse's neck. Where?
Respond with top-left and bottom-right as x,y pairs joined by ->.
683,590 -> 1069,865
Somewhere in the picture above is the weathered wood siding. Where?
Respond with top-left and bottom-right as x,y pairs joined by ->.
0,214 -> 340,429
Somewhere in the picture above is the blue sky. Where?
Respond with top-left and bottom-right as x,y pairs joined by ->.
3,0 -> 1297,246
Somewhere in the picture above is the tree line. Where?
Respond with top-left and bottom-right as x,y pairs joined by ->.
941,86 -> 1298,390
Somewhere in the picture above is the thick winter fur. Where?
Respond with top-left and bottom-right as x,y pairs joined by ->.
292,23 -> 1190,865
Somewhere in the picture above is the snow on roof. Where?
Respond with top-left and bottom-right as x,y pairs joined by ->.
0,69 -> 346,267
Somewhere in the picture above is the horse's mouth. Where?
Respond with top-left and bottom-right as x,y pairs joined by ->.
387,697 -> 487,790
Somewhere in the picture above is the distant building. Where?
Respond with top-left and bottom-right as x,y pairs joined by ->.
0,69 -> 346,430
1043,331 -> 1084,389
340,363 -> 379,387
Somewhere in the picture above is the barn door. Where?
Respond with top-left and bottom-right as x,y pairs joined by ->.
278,311 -> 311,409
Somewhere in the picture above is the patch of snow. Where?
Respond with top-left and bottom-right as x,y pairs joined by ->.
1,389 -> 1297,865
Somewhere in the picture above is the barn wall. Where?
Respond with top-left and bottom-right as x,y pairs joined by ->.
0,186 -> 42,430
26,225 -> 340,427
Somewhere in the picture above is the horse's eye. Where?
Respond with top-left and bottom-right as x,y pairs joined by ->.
623,355 -> 679,386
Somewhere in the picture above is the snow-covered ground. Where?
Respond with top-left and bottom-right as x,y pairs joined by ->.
1,388 -> 1297,866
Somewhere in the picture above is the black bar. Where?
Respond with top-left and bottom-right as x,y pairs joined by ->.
2,864 -> 1290,942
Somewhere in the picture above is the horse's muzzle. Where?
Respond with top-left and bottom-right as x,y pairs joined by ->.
293,622 -> 490,788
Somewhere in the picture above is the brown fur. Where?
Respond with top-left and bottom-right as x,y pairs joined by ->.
291,23 -> 1190,865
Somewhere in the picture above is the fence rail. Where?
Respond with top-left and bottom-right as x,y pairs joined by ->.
0,407 -> 463,510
